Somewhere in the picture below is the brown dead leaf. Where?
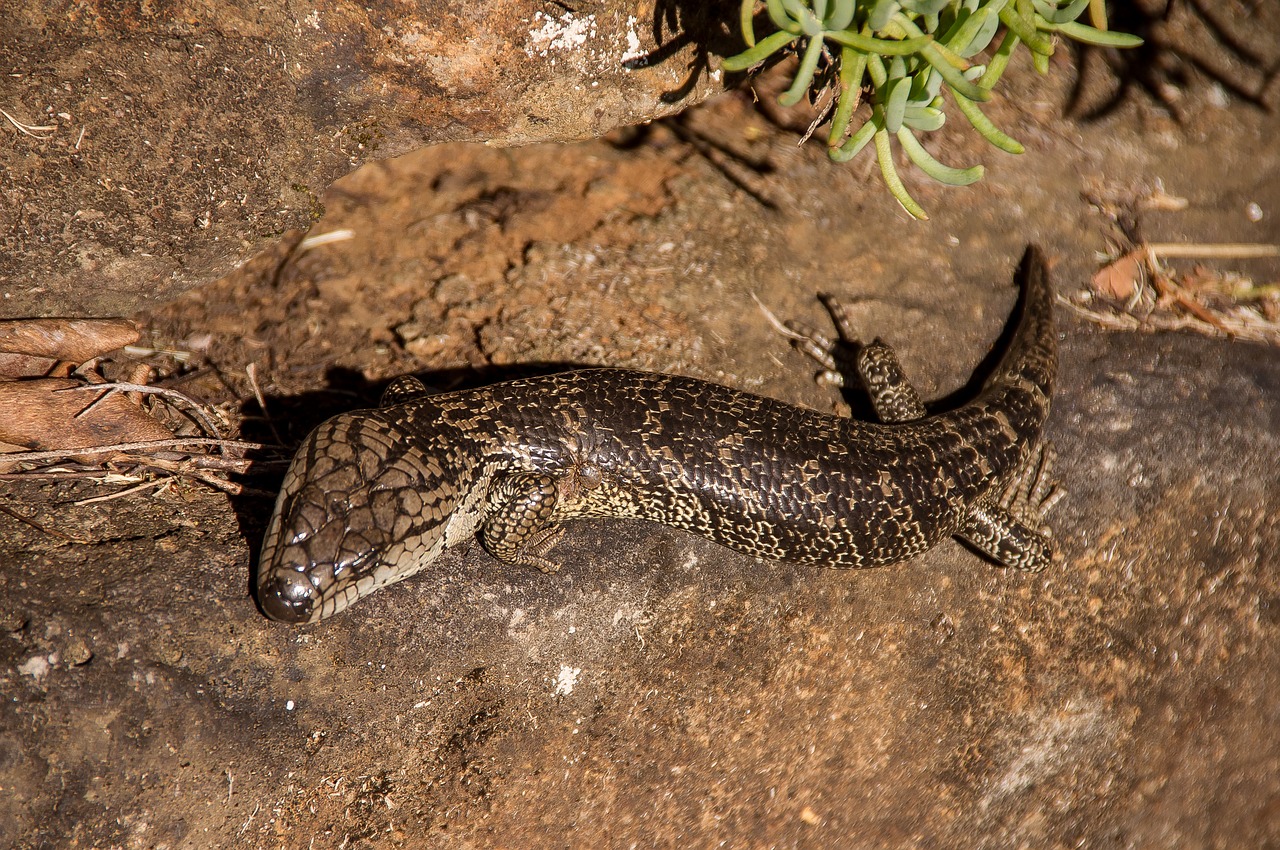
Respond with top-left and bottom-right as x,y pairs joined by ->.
0,378 -> 174,465
1092,250 -> 1145,300
0,318 -> 139,362
0,352 -> 63,379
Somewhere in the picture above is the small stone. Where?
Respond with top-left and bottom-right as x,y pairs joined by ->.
394,320 -> 427,343
65,637 -> 94,666
433,274 -> 478,304
0,608 -> 27,633
404,334 -> 454,360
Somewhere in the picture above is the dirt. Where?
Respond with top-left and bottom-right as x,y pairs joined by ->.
4,9 -> 1280,849
0,0 -> 732,318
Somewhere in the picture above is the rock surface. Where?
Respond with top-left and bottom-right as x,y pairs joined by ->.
3,5 -> 1280,847
0,1 -> 732,318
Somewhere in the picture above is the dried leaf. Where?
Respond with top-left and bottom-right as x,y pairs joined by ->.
0,318 -> 139,362
0,352 -> 63,379
1092,251 -> 1144,300
0,379 -> 174,464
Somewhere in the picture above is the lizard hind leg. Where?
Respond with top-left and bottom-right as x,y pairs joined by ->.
785,294 -> 927,424
959,442 -> 1063,572
855,341 -> 926,423
783,291 -> 1063,573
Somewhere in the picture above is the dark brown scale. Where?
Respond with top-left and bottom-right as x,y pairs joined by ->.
258,247 -> 1058,623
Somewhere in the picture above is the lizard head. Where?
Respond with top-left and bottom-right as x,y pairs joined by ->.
256,410 -> 452,623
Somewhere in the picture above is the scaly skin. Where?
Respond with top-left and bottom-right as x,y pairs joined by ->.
258,246 -> 1057,623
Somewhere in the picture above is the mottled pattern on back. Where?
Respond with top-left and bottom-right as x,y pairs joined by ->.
257,247 -> 1056,622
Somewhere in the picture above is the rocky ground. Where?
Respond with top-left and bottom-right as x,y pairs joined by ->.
3,7 -> 1280,848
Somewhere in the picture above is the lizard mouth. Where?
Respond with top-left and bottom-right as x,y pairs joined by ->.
258,570 -> 321,623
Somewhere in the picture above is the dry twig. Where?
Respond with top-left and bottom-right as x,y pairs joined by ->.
2,437 -> 267,464
245,363 -> 284,446
0,107 -> 56,137
57,382 -> 226,440
73,478 -> 174,506
0,503 -> 91,544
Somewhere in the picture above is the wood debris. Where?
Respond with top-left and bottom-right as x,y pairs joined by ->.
1063,243 -> 1280,346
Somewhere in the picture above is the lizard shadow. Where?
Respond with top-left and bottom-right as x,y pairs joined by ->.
834,251 -> 1036,418
923,257 -> 1033,415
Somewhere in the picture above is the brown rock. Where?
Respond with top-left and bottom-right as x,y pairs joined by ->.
0,1 -> 733,318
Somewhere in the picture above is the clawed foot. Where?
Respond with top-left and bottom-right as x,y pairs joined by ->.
780,293 -> 865,390
1001,441 -> 1064,530
767,293 -> 927,424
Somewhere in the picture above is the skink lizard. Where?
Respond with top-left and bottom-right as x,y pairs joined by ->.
258,246 -> 1059,623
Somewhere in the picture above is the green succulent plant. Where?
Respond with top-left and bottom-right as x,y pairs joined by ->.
722,0 -> 1142,219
